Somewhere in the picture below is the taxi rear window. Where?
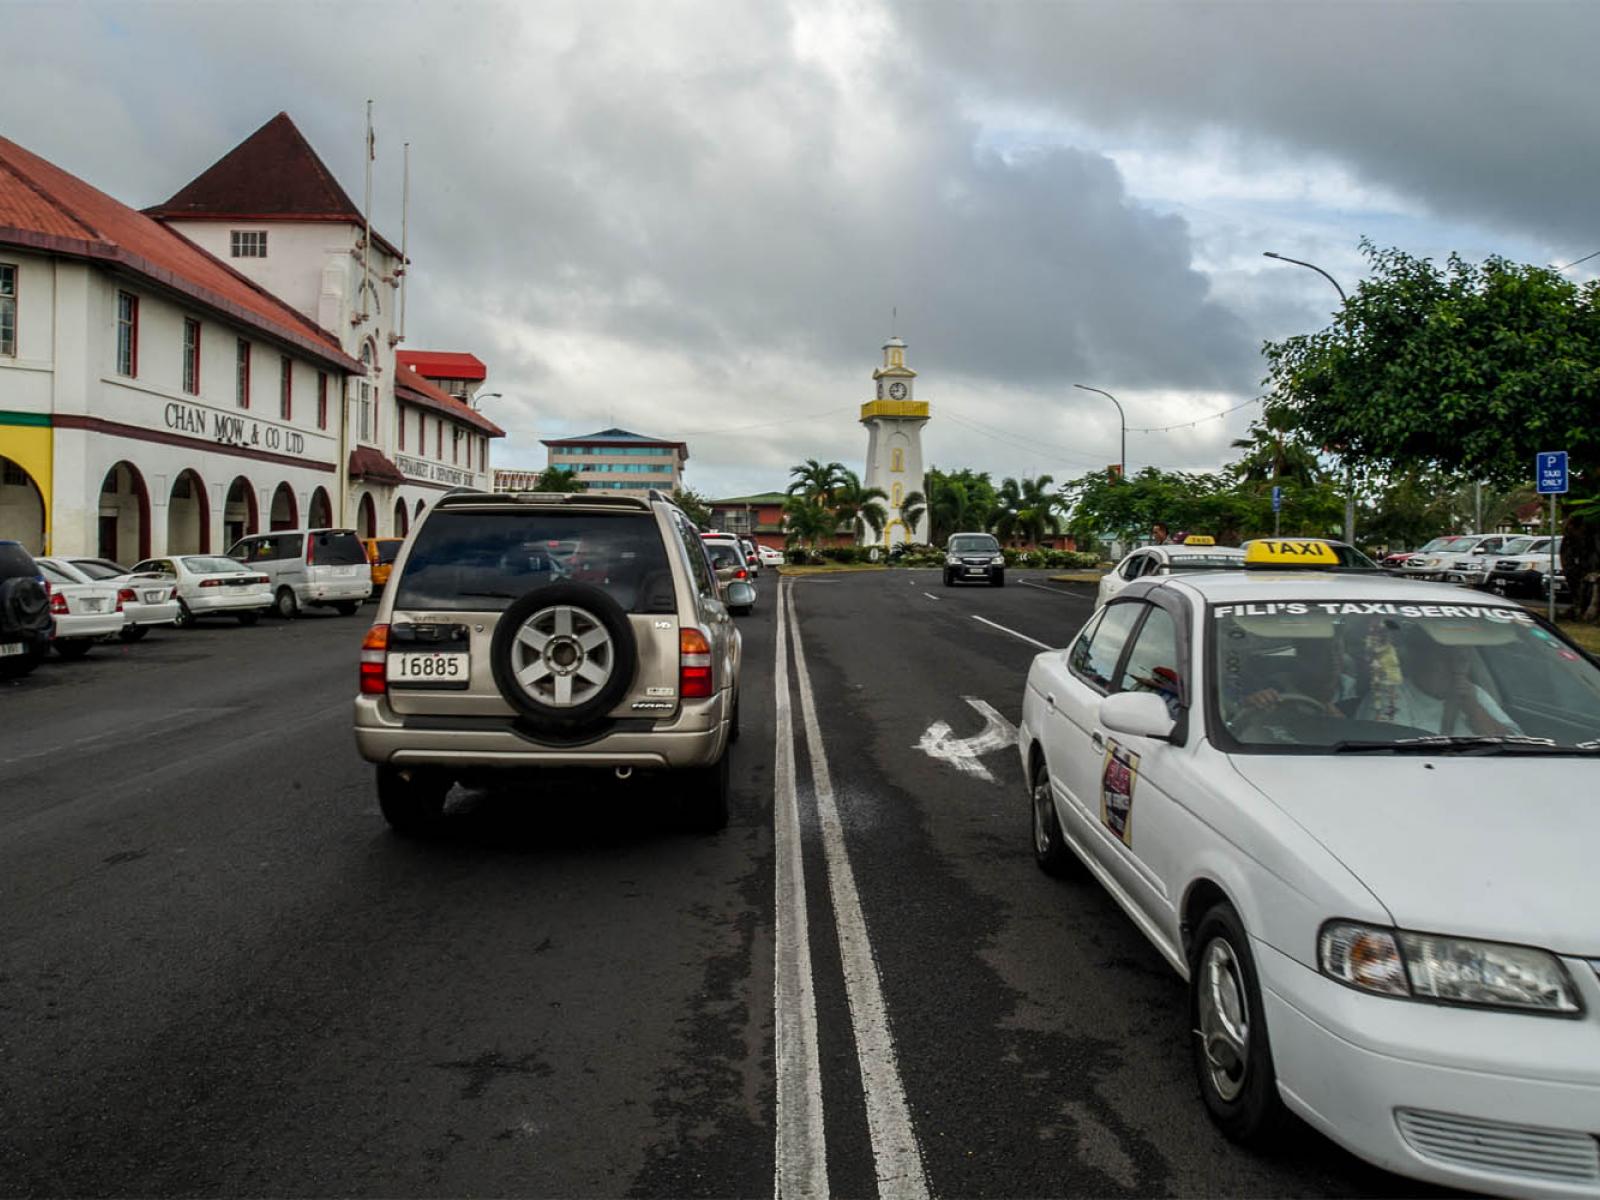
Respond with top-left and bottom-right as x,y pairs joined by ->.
394,510 -> 674,613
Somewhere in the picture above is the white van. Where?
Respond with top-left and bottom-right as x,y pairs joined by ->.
226,528 -> 373,619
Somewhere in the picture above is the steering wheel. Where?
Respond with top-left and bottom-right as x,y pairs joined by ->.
1234,692 -> 1330,740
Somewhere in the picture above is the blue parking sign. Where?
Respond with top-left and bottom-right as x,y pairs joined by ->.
1271,485 -> 1282,512
1536,451 -> 1568,495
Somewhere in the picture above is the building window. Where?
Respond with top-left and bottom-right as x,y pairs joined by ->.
892,482 -> 903,506
397,404 -> 406,451
0,263 -> 15,356
452,427 -> 459,464
236,339 -> 251,408
358,342 -> 373,442
891,447 -> 904,472
316,372 -> 328,430
279,356 -> 293,420
115,291 -> 139,377
417,410 -> 424,454
436,419 -> 442,459
480,437 -> 487,472
230,230 -> 268,258
181,318 -> 201,395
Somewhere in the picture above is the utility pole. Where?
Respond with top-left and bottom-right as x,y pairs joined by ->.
1073,384 -> 1126,480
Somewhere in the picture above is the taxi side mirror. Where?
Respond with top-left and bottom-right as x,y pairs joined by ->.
1100,691 -> 1177,742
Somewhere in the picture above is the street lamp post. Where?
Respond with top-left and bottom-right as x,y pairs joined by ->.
1263,251 -> 1356,545
470,390 -> 503,411
1074,384 -> 1126,480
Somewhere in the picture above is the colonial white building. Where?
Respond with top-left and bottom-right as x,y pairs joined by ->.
147,113 -> 503,538
0,132 -> 362,560
861,336 -> 929,546
0,115 -> 505,558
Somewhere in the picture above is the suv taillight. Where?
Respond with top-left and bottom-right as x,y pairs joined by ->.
306,535 -> 316,566
680,627 -> 713,698
360,624 -> 390,696
49,590 -> 68,615
735,567 -> 748,580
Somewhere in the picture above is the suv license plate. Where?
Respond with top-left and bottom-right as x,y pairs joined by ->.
0,641 -> 24,658
387,651 -> 469,686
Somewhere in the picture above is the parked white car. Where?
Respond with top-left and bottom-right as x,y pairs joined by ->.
33,560 -> 124,657
129,555 -> 272,627
39,556 -> 179,642
1019,538 -> 1600,1198
1096,541 -> 1246,608
225,528 -> 372,619
757,544 -> 784,568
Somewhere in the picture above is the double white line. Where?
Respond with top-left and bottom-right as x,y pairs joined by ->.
773,581 -> 929,1200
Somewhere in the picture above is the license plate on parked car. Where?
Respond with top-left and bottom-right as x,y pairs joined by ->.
387,652 -> 469,685
144,590 -> 165,603
82,598 -> 104,612
0,642 -> 24,658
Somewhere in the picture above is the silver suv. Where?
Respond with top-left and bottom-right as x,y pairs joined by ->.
227,528 -> 372,618
352,490 -> 741,835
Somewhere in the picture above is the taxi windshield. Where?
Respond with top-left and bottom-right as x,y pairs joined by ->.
1210,601 -> 1600,753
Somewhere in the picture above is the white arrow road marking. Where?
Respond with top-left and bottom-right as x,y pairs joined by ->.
915,697 -> 1019,784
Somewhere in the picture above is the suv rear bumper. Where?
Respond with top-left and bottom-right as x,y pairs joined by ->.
351,689 -> 731,770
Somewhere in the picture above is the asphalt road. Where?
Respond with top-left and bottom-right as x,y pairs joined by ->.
0,572 -> 1434,1197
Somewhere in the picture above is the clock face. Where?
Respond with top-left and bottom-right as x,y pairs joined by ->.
888,382 -> 908,400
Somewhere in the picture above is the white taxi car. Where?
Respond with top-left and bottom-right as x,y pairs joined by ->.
130,555 -> 272,627
1097,537 -> 1245,608
34,559 -> 124,657
1019,538 -> 1600,1197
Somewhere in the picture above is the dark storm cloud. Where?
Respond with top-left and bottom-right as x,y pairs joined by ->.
895,0 -> 1600,255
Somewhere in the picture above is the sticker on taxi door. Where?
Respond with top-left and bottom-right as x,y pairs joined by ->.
1101,739 -> 1140,846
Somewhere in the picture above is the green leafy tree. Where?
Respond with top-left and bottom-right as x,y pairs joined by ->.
1263,240 -> 1600,618
533,466 -> 585,493
671,487 -> 713,527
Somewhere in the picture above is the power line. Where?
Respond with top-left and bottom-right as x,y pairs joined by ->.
1554,248 -> 1600,272
1126,396 -> 1262,433
681,404 -> 856,436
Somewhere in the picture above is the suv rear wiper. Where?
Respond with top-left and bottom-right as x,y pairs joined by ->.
1332,735 -> 1599,755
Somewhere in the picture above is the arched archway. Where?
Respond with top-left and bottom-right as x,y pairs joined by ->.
393,499 -> 409,537
166,469 -> 209,554
269,482 -> 298,531
224,476 -> 259,548
356,492 -> 377,539
308,486 -> 332,529
0,456 -> 46,554
415,498 -> 426,520
98,461 -> 150,562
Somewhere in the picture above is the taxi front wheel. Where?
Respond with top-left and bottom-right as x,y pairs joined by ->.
1189,902 -> 1287,1145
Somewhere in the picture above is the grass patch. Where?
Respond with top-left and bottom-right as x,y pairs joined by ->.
1557,620 -> 1600,655
777,563 -> 889,576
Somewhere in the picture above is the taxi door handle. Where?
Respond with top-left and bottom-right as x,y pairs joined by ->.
1090,731 -> 1105,751
1045,693 -> 1056,709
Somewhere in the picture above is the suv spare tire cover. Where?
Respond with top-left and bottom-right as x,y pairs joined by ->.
0,576 -> 50,634
490,581 -> 639,731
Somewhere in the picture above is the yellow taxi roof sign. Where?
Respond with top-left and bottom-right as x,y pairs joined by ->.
1243,538 -> 1339,567
1180,535 -> 1216,546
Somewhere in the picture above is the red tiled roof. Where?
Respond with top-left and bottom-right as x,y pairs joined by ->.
145,113 -> 401,258
0,134 -> 361,374
348,446 -> 408,487
395,364 -> 505,437
396,350 -> 487,381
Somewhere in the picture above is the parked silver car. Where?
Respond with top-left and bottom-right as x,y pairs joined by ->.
226,528 -> 373,619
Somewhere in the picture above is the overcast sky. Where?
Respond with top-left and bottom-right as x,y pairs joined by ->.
6,1 -> 1597,498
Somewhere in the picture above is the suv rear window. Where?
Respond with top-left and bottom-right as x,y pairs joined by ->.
311,531 -> 365,565
394,510 -> 676,614
0,543 -> 40,580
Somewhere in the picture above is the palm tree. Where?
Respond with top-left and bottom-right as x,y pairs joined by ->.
829,469 -> 889,541
899,490 -> 927,541
991,475 -> 1064,547
788,459 -> 846,505
783,494 -> 834,550
534,466 -> 585,493
1228,419 -> 1324,488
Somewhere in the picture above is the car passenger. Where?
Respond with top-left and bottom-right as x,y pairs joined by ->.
1358,624 -> 1519,736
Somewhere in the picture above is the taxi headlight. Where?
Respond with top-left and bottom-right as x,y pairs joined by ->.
1320,921 -> 1582,1014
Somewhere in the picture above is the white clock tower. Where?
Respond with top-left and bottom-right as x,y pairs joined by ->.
861,335 -> 930,546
